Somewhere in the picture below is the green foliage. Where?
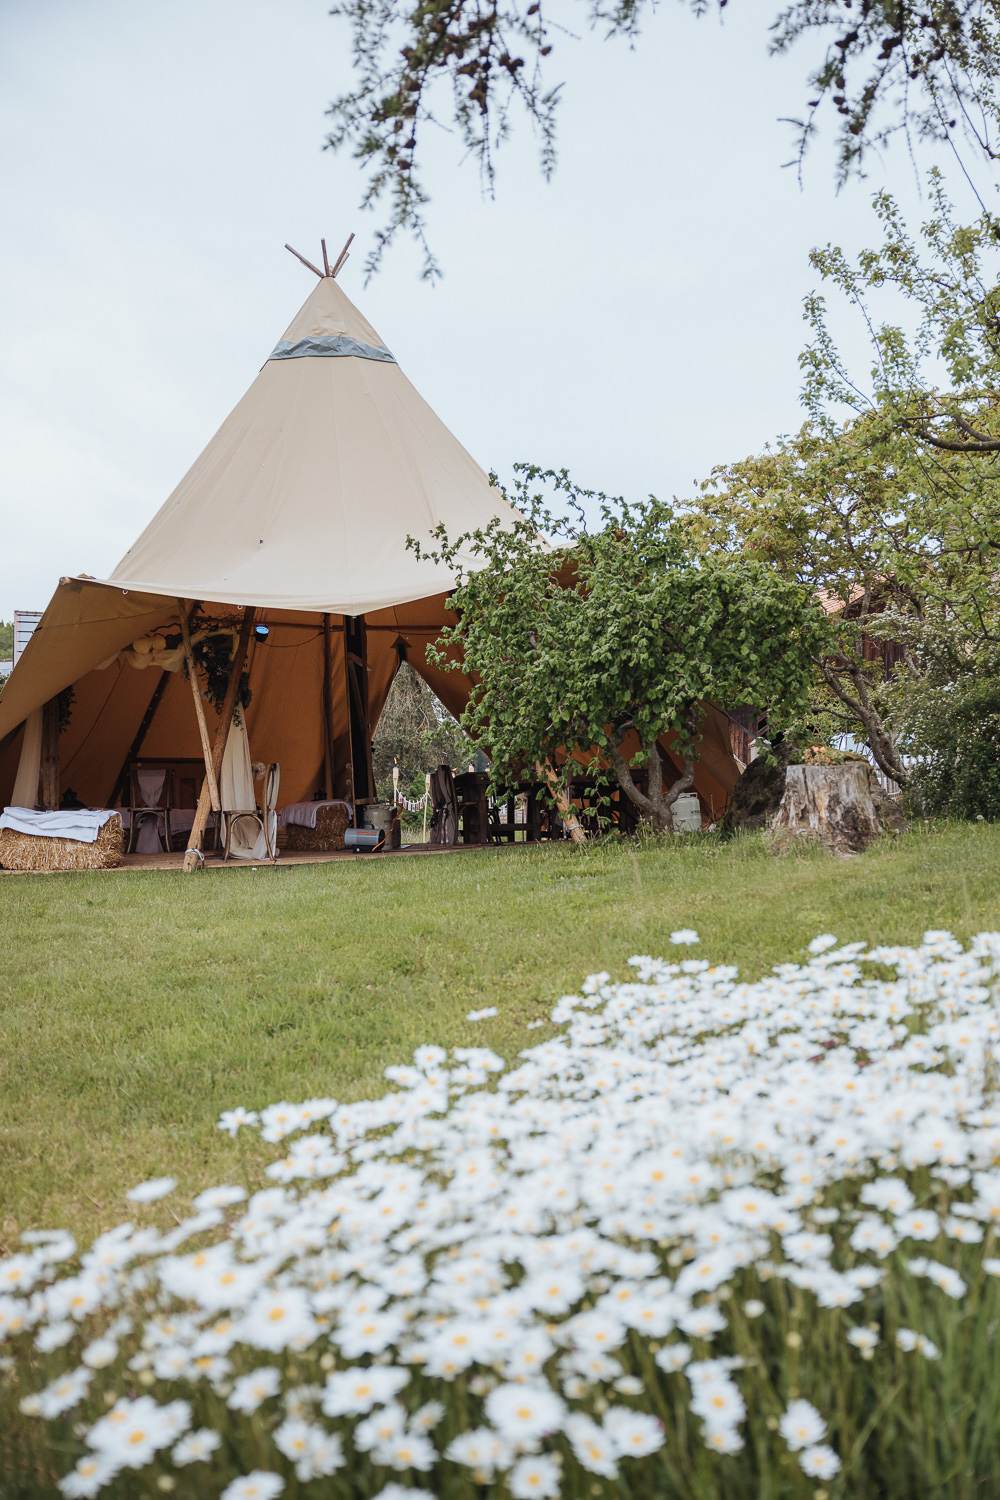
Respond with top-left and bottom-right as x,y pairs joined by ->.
802,172 -> 1000,458
187,619 -> 252,714
692,175 -> 1000,789
324,0 -> 1000,271
899,643 -> 1000,819
411,467 -> 831,829
0,619 -> 13,659
372,662 -> 475,794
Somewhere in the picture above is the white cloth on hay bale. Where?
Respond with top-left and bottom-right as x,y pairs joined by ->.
277,799 -> 353,830
220,707 -> 273,860
0,807 -> 118,844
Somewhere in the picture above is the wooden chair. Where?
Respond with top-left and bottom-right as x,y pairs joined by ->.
223,762 -> 280,862
125,765 -> 173,854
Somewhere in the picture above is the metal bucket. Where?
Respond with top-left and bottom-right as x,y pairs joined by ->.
362,803 -> 400,847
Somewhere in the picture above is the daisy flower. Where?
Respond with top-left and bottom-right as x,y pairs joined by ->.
219,1474 -> 284,1500
125,1177 -> 177,1204
779,1399 -> 826,1451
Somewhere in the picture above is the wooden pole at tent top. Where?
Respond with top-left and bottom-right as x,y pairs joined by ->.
331,233 -> 354,277
182,608 -> 256,872
177,601 -> 220,814
285,235 -> 354,280
284,244 -> 324,279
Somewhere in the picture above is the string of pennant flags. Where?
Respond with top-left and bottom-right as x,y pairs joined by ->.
394,792 -> 428,812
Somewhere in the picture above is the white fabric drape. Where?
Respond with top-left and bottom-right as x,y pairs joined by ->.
137,769 -> 165,806
221,707 -> 270,859
11,708 -> 43,809
0,808 -> 118,843
133,768 -> 167,854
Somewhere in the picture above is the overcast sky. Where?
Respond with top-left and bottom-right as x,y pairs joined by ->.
0,0 -> 970,614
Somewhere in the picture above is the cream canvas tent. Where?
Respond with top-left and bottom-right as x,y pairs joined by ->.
0,259 -> 740,838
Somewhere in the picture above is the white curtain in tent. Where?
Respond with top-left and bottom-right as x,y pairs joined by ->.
10,707 -> 43,809
220,707 -> 272,860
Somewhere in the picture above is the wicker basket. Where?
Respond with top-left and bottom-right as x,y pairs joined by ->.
284,803 -> 351,852
0,815 -> 124,872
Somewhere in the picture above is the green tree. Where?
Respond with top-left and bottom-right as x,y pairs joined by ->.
688,410 -> 989,785
0,621 -> 12,660
692,175 -> 1000,787
372,662 -> 475,797
325,0 -> 1000,271
411,467 -> 831,830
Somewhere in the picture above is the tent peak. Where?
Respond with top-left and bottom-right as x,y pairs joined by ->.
285,233 -> 355,281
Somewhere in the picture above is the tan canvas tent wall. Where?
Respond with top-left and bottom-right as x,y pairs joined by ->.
0,269 -> 740,824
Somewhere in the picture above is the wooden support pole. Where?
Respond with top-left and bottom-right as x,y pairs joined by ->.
536,759 -> 587,844
322,614 -> 336,799
284,243 -> 324,279
182,608 -> 256,872
40,698 -> 60,811
177,601 -> 220,814
331,232 -> 354,277
321,238 -> 331,275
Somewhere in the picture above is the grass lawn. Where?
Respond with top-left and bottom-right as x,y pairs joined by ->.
2,823 -> 999,1248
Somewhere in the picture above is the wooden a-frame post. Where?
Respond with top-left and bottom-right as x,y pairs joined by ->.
182,607 -> 256,872
177,600 -> 221,815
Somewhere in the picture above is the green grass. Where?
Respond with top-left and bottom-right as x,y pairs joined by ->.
2,823 -> 1000,1248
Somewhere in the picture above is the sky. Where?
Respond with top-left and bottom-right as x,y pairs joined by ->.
0,0 -> 973,614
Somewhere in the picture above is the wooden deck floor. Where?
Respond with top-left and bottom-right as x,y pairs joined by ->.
0,839 -> 529,876
124,841 -> 495,872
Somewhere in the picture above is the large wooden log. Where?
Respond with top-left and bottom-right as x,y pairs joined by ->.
177,601 -> 220,814
182,609 -> 256,871
770,763 -> 882,854
536,760 -> 587,844
40,697 -> 60,811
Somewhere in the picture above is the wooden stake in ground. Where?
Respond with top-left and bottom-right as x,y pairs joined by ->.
536,760 -> 587,844
182,609 -> 256,872
177,601 -> 220,815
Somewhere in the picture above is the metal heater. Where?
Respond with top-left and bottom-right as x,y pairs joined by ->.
344,827 -> 386,853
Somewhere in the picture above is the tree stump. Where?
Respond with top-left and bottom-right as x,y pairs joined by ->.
770,763 -> 883,854
719,742 -> 796,835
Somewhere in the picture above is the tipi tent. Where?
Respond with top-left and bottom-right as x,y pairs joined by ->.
0,262 -> 740,837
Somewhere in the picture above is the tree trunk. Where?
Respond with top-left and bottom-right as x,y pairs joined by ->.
771,763 -> 882,854
609,737 -> 695,833
817,657 -> 908,786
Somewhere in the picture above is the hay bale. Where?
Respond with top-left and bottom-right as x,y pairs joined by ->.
284,803 -> 351,852
0,815 -> 124,872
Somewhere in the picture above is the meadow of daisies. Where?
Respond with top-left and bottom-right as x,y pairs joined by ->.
5,828 -> 1000,1497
